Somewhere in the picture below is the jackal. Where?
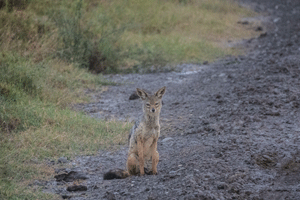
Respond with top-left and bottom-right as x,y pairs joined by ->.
103,86 -> 166,180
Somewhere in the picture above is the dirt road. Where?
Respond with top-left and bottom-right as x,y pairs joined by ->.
46,0 -> 300,199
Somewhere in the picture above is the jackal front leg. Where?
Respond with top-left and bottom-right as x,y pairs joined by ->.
151,138 -> 159,174
137,136 -> 145,175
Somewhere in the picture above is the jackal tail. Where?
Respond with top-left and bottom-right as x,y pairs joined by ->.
103,169 -> 130,180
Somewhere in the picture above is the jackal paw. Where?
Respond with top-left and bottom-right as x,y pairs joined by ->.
144,168 -> 152,175
144,168 -> 158,175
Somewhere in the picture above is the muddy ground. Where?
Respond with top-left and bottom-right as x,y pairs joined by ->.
43,0 -> 300,199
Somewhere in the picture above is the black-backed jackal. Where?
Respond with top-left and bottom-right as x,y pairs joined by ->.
103,86 -> 166,180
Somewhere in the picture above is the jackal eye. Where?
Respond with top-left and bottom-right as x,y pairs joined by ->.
155,103 -> 159,106
146,103 -> 150,107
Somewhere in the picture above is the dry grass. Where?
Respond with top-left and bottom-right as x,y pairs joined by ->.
87,0 -> 260,66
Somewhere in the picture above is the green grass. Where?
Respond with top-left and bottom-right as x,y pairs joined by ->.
0,0 -> 260,199
85,0 -> 259,68
0,53 -> 132,199
0,0 -> 260,72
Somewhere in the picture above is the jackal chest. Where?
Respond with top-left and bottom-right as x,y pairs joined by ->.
142,126 -> 159,149
128,124 -> 160,154
143,126 -> 159,139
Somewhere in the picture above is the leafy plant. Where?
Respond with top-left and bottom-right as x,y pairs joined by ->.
53,0 -> 90,67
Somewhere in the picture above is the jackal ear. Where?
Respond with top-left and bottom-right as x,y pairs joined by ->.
136,88 -> 148,100
155,86 -> 166,99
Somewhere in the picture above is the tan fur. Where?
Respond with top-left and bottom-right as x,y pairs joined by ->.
127,86 -> 166,176
103,86 -> 166,179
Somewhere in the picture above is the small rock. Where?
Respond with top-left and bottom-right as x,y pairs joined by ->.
255,26 -> 263,31
215,152 -> 222,158
238,20 -> 249,25
168,170 -> 181,178
262,155 -> 272,161
33,180 -> 44,186
259,32 -> 267,38
55,171 -> 88,182
48,160 -> 56,165
273,18 -> 281,23
61,194 -> 72,199
229,185 -> 240,194
265,111 -> 280,116
184,128 -> 197,135
105,191 -> 116,200
148,195 -> 156,200
217,182 -> 227,190
162,137 -> 174,143
92,185 -> 99,189
129,92 -> 139,100
184,194 -> 196,200
66,185 -> 87,192
58,157 -> 68,163
55,168 -> 67,174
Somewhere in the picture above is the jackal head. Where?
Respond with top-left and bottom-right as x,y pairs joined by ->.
136,86 -> 166,116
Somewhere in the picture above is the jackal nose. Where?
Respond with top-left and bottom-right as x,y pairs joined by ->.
152,108 -> 155,112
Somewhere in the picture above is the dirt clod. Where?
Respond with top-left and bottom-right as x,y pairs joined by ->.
67,185 -> 87,192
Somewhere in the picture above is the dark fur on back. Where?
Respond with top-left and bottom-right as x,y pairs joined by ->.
128,120 -> 140,144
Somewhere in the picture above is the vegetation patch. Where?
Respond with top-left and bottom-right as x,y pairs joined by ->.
0,0 -> 260,73
0,0 -> 260,199
0,53 -> 131,199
